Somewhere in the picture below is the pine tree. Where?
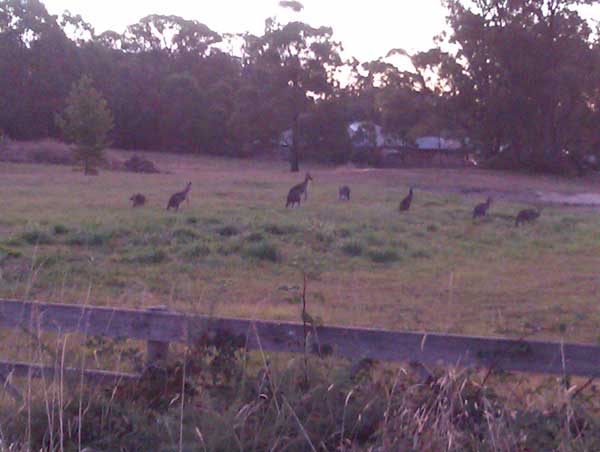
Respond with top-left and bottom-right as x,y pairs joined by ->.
56,76 -> 113,175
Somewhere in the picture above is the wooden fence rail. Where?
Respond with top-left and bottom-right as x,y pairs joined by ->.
0,298 -> 599,387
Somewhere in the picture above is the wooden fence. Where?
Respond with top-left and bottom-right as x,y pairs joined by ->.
0,298 -> 599,390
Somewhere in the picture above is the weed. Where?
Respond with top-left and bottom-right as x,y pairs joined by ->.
0,245 -> 21,262
182,242 -> 211,259
20,229 -> 54,245
341,240 -> 364,257
244,242 -> 281,262
122,249 -> 169,264
369,248 -> 400,263
53,223 -> 69,235
66,230 -> 112,247
217,225 -> 240,237
172,228 -> 199,243
336,228 -> 352,238
245,232 -> 265,242
264,224 -> 299,236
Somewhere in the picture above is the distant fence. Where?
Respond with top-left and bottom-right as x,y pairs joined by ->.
0,298 -> 599,391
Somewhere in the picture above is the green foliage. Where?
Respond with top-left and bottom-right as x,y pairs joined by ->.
341,240 -> 364,257
244,241 -> 281,262
217,225 -> 240,237
53,223 -> 69,235
172,227 -> 200,243
264,223 -> 300,236
19,229 -> 54,245
182,242 -> 211,259
368,248 -> 400,263
245,232 -> 265,242
55,75 -> 113,175
66,230 -> 112,247
0,245 -> 21,261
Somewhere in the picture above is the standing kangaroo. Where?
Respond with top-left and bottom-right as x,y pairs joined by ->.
472,197 -> 492,220
399,187 -> 414,212
130,193 -> 146,208
166,182 -> 191,211
515,207 -> 542,226
286,173 -> 313,208
339,185 -> 351,201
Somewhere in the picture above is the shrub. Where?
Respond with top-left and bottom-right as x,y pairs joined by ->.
369,248 -> 400,263
427,223 -> 439,232
246,232 -> 264,242
53,224 -> 69,235
336,228 -> 352,238
217,225 -> 240,237
123,249 -> 168,264
20,229 -> 54,245
173,228 -> 199,243
411,249 -> 432,259
183,243 -> 211,259
264,224 -> 299,236
341,240 -> 364,257
244,242 -> 281,262
66,231 -> 111,247
0,245 -> 21,261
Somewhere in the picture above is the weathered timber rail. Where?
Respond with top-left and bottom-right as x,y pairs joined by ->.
0,298 -> 599,386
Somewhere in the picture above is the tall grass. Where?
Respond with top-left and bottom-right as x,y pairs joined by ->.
1,340 -> 599,451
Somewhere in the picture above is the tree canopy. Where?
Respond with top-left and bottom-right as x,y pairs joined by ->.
1,0 -> 599,174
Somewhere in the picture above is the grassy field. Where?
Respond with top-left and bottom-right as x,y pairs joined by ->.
1,153 -> 600,345
3,153 -> 600,450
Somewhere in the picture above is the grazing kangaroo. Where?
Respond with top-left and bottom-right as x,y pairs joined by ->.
515,207 -> 543,226
166,182 -> 191,211
130,193 -> 146,208
286,173 -> 313,208
399,187 -> 413,212
339,185 -> 351,201
473,197 -> 492,220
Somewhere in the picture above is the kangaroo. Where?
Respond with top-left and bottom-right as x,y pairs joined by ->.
399,187 -> 413,212
286,173 -> 313,208
339,185 -> 351,201
130,193 -> 146,208
166,182 -> 191,211
515,207 -> 543,227
473,197 -> 492,220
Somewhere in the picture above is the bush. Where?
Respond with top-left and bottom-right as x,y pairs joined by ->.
217,225 -> 240,237
123,249 -> 168,264
20,229 -> 54,245
0,245 -> 21,261
182,243 -> 211,259
341,240 -> 364,257
246,232 -> 265,242
66,231 -> 111,247
264,224 -> 299,236
369,248 -> 400,263
173,228 -> 199,243
244,242 -> 281,262
53,224 -> 69,235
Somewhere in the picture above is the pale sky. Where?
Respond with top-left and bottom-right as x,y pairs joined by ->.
42,0 -> 449,62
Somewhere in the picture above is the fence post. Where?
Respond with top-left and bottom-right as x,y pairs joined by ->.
146,306 -> 170,368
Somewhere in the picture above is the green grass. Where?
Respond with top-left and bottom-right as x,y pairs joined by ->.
1,156 -> 600,343
243,241 -> 281,262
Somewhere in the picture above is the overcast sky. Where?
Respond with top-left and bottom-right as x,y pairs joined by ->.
42,0 -> 449,62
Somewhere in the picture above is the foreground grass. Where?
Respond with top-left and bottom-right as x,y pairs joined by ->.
1,157 -> 600,344
1,339 -> 600,452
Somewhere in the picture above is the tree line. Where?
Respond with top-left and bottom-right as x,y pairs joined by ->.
1,0 -> 599,174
